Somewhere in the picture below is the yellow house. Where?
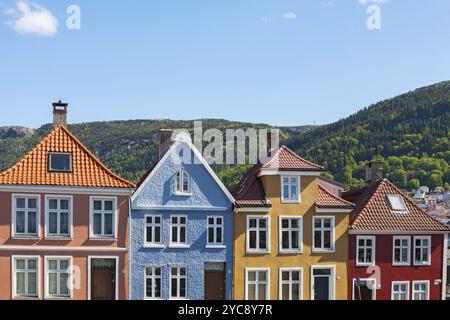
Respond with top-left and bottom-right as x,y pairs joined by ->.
232,146 -> 354,300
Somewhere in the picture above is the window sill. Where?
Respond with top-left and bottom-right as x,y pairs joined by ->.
281,200 -> 301,204
143,244 -> 165,249
45,236 -> 72,241
279,250 -> 303,255
89,237 -> 117,241
312,249 -> 335,254
206,244 -> 226,249
44,296 -> 72,300
169,298 -> 189,301
413,262 -> 431,266
144,298 -> 163,301
172,192 -> 192,197
392,262 -> 411,267
246,250 -> 270,255
12,296 -> 40,300
168,244 -> 190,249
356,262 -> 376,267
11,236 -> 40,240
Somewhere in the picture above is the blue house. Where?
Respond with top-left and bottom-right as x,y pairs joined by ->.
130,131 -> 235,300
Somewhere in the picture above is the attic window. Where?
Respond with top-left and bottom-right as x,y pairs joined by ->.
48,153 -> 72,173
386,194 -> 407,212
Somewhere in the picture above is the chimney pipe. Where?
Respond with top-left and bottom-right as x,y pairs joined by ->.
52,100 -> 68,127
158,129 -> 173,160
365,161 -> 383,184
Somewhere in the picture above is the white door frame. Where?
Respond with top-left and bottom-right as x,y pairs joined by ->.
87,256 -> 119,300
310,265 -> 336,300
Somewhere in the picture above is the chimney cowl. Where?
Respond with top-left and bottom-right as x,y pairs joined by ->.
365,161 -> 383,183
158,129 -> 174,160
52,100 -> 68,127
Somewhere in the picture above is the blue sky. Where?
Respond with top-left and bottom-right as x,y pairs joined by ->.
0,0 -> 449,128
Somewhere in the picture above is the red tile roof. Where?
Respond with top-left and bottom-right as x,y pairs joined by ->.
0,125 -> 135,189
316,184 -> 355,209
262,146 -> 323,171
232,164 -> 271,208
342,178 -> 449,232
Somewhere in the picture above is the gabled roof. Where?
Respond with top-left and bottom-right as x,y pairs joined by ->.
132,138 -> 235,203
0,125 -> 135,189
262,146 -> 323,171
342,178 -> 449,232
316,184 -> 355,209
232,164 -> 271,208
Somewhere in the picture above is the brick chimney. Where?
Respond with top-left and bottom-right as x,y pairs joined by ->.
365,161 -> 383,184
158,129 -> 173,160
52,101 -> 68,127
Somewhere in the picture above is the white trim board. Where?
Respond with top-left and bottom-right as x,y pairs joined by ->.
0,185 -> 133,195
0,246 -> 127,252
133,205 -> 229,212
131,140 -> 235,204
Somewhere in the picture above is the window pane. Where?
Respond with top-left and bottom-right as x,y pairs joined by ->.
282,219 -> 289,228
248,271 -> 256,281
282,284 -> 290,300
28,198 -> 37,209
93,200 -> 102,211
259,219 -> 266,229
60,212 -> 69,234
292,230 -> 299,249
290,184 -> 298,199
216,227 -> 223,243
49,260 -> 58,270
258,284 -> 266,300
27,259 -> 36,270
50,153 -> 71,171
249,219 -> 257,228
49,273 -> 57,294
49,212 -> 58,234
259,230 -> 267,249
248,284 -> 256,300
60,260 -> 69,270
27,212 -> 37,234
180,217 -> 186,224
146,278 -> 153,297
292,271 -> 300,281
172,227 -> 178,242
180,268 -> 186,276
16,259 -> 25,269
104,201 -> 113,211
49,199 -> 58,210
180,227 -> 186,243
93,213 -> 102,234
282,272 -> 289,281
292,284 -> 300,300
324,230 -> 331,248
60,200 -> 69,210
155,227 -> 161,243
16,272 -> 25,294
314,230 -> 322,248
146,227 -> 152,242
16,211 -> 25,233
171,279 -> 177,297
208,228 -> 214,243
16,198 -> 26,209
155,278 -> 161,297
28,272 -> 37,294
60,273 -> 69,295
180,278 -> 186,297
104,214 -> 113,235
282,231 -> 289,249
258,271 -> 266,281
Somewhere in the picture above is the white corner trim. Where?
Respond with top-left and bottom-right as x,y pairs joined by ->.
442,233 -> 448,300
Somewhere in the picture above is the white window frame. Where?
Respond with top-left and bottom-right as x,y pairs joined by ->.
412,280 -> 430,300
279,216 -> 303,254
279,268 -> 303,300
206,215 -> 225,247
413,236 -> 431,266
173,169 -> 191,195
281,175 -> 301,203
45,195 -> 73,239
310,265 -> 336,300
312,216 -> 335,253
246,215 -> 271,254
169,215 -> 189,248
144,266 -> 163,300
11,194 -> 41,238
48,152 -> 73,173
356,236 -> 376,266
391,281 -> 410,300
89,196 -> 117,240
144,214 -> 163,248
169,266 -> 188,300
245,268 -> 270,300
392,236 -> 411,266
44,256 -> 73,299
12,255 -> 41,299
352,278 -> 377,300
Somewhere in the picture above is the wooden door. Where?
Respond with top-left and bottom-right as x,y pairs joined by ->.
91,259 -> 116,300
204,263 -> 226,300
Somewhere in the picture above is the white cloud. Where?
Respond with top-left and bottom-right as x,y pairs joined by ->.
282,12 -> 296,20
4,1 -> 59,37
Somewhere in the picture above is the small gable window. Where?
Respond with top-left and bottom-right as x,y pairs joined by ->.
386,194 -> 407,212
174,170 -> 190,194
48,153 -> 72,173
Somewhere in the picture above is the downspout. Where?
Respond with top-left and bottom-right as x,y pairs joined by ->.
442,233 -> 448,300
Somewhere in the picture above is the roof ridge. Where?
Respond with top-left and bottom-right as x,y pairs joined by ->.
280,145 -> 324,169
58,125 -> 135,188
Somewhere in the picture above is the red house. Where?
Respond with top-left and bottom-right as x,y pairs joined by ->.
343,163 -> 449,300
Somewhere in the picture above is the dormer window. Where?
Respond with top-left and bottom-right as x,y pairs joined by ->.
174,170 -> 190,194
48,153 -> 72,173
386,194 -> 407,212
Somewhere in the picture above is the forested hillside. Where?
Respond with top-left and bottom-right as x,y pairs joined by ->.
0,81 -> 448,191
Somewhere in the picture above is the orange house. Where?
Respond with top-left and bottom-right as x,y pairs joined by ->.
0,102 -> 135,300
